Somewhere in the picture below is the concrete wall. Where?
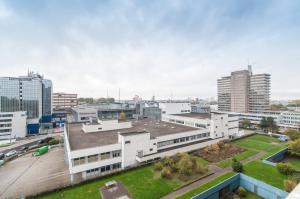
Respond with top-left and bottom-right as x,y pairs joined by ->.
192,173 -> 288,199
262,148 -> 288,166
159,102 -> 191,115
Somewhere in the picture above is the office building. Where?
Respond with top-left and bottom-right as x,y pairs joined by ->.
0,111 -> 27,144
135,101 -> 161,120
53,92 -> 78,110
0,72 -> 52,134
217,66 -> 270,113
159,102 -> 191,115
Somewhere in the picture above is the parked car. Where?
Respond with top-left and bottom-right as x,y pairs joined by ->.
0,153 -> 5,160
5,150 -> 17,157
20,146 -> 29,151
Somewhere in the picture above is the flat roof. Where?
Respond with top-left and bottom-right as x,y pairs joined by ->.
171,113 -> 211,119
67,119 -> 198,150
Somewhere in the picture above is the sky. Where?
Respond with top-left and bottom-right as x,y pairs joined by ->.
0,0 -> 299,100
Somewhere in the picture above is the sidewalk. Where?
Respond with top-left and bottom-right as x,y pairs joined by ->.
162,151 -> 266,199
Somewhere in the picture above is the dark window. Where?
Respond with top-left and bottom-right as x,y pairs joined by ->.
125,140 -> 131,144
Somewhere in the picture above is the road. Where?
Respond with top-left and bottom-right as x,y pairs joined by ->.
0,139 -> 43,154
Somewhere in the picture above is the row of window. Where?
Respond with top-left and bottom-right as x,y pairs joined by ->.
73,150 -> 121,166
0,114 -> 13,118
0,123 -> 12,128
157,132 -> 210,148
0,119 -> 12,123
0,129 -> 11,133
86,163 -> 121,177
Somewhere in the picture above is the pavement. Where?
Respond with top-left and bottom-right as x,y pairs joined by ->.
0,147 -> 70,199
162,151 -> 266,199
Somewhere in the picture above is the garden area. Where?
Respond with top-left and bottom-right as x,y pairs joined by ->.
37,153 -> 209,199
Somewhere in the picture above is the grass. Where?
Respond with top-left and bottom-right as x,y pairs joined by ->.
217,149 -> 258,168
193,155 -> 209,166
284,158 -> 300,171
233,134 -> 286,159
243,160 -> 288,189
39,165 -> 181,199
176,172 -> 236,199
244,190 -> 263,199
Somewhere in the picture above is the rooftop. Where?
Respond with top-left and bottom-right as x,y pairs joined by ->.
171,113 -> 212,119
67,119 -> 198,150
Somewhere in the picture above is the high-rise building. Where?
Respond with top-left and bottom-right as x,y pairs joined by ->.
53,92 -> 78,110
217,66 -> 270,113
0,72 -> 52,133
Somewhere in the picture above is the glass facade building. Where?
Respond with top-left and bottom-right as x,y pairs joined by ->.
0,74 -> 52,120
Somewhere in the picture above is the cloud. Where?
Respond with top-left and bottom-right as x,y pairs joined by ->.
0,0 -> 299,100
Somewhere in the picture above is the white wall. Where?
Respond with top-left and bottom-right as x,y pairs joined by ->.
159,102 -> 191,115
82,120 -> 132,133
0,111 -> 27,140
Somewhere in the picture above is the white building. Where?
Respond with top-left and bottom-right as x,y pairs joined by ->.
162,112 -> 239,139
71,107 -> 98,122
64,117 -> 229,183
0,111 -> 27,144
219,110 -> 300,129
159,102 -> 191,115
53,92 -> 78,109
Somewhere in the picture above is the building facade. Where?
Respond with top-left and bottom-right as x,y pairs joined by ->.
53,92 -> 78,110
0,111 -> 27,143
0,72 -> 52,134
159,102 -> 191,115
135,101 -> 161,120
217,66 -> 270,113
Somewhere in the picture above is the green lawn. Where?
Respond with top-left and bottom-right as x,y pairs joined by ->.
217,149 -> 258,168
39,166 -> 181,199
285,158 -> 300,171
193,155 -> 209,166
233,134 -> 285,159
243,160 -> 288,189
176,172 -> 236,199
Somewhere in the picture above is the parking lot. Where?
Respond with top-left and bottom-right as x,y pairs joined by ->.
0,147 -> 70,199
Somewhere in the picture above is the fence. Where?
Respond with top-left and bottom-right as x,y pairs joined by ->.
192,173 -> 288,199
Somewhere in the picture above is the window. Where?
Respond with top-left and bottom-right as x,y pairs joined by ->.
112,163 -> 121,170
112,150 -> 121,158
100,152 -> 110,160
125,140 -> 131,144
87,154 -> 98,163
73,157 -> 85,166
150,148 -> 153,151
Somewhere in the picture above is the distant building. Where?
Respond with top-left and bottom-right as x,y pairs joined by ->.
159,102 -> 191,115
217,66 -> 270,113
135,101 -> 161,120
0,72 -> 52,134
53,92 -> 78,110
0,111 -> 27,143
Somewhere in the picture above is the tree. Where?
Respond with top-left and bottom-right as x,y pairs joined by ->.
259,117 -> 269,132
232,158 -> 243,172
288,139 -> 300,157
119,112 -> 126,121
266,117 -> 278,133
241,119 -> 251,129
285,129 -> 300,141
284,180 -> 297,192
177,155 -> 194,176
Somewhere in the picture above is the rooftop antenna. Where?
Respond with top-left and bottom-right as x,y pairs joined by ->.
118,88 -> 120,103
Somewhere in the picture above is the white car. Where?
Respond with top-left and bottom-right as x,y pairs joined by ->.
5,150 -> 17,157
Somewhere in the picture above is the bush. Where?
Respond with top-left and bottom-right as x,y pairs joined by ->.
237,186 -> 246,197
161,167 -> 172,179
49,139 -> 59,145
154,162 -> 163,171
178,155 -> 194,176
232,158 -> 243,172
285,129 -> 300,141
288,139 -> 300,157
277,163 -> 295,175
284,180 -> 297,192
195,163 -> 206,174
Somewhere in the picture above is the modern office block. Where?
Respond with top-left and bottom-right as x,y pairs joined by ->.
217,66 -> 270,113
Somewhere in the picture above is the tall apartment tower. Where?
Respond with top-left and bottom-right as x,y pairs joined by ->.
217,66 -> 270,113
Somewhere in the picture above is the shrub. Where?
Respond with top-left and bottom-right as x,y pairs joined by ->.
49,139 -> 59,145
217,140 -> 225,149
195,163 -> 206,174
237,186 -> 246,197
284,180 -> 297,192
154,162 -> 163,171
285,129 -> 300,141
288,139 -> 300,157
161,167 -> 172,179
178,155 -> 193,176
232,158 -> 243,172
277,163 -> 295,175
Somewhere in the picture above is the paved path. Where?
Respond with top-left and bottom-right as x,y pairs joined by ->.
162,151 -> 266,199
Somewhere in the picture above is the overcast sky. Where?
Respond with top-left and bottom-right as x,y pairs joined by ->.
0,0 -> 299,100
